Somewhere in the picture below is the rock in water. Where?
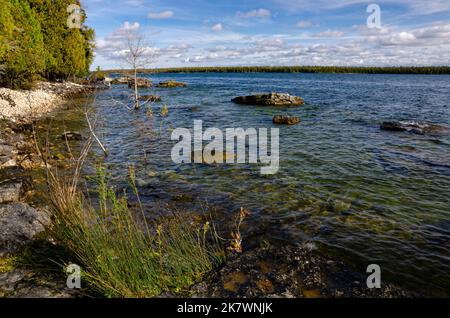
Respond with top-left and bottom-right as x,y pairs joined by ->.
381,121 -> 450,135
232,93 -> 304,106
111,77 -> 130,85
61,132 -> 82,141
273,115 -> 300,125
128,78 -> 152,88
0,203 -> 49,256
156,81 -> 187,88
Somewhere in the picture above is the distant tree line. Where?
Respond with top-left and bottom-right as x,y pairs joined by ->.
108,66 -> 450,75
0,0 -> 94,89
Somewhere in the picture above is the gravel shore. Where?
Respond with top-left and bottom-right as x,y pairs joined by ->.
0,82 -> 104,120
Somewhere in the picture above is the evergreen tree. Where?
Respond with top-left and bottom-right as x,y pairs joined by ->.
0,0 -> 95,88
0,0 -> 45,89
29,0 -> 95,80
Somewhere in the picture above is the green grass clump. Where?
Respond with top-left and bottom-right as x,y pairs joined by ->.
46,166 -> 225,298
0,255 -> 17,274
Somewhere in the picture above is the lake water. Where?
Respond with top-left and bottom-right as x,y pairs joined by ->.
89,72 -> 450,296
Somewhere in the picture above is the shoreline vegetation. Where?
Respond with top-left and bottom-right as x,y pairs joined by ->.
107,65 -> 450,75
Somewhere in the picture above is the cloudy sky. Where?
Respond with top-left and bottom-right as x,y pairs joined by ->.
80,0 -> 450,69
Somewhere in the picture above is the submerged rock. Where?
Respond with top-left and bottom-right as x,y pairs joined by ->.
273,115 -> 300,125
156,80 -> 187,88
0,269 -> 76,298
232,93 -> 304,106
61,132 -> 82,141
381,121 -> 450,135
191,245 -> 414,298
138,95 -> 162,102
0,203 -> 49,256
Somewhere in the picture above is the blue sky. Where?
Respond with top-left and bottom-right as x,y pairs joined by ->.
80,0 -> 450,69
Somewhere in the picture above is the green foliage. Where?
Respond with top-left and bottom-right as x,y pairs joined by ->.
90,66 -> 106,82
0,0 -> 95,88
29,0 -> 95,80
0,0 -> 45,89
47,166 -> 225,297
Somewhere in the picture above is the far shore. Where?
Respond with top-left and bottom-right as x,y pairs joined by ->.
105,65 -> 450,75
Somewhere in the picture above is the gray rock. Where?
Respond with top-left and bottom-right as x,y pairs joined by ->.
0,203 -> 49,256
0,269 -> 76,298
111,77 -> 131,85
0,180 -> 22,204
128,78 -> 152,88
156,80 -> 187,88
232,93 -> 305,106
0,141 -> 18,169
0,143 -> 17,157
381,121 -> 450,135
273,115 -> 301,125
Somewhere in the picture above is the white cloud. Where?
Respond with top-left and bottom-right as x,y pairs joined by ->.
315,30 -> 345,37
296,21 -> 317,28
211,23 -> 223,32
148,10 -> 174,19
121,21 -> 140,31
381,32 -> 417,46
237,9 -> 272,19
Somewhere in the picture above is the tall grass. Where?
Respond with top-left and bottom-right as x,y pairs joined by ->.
45,165 -> 225,298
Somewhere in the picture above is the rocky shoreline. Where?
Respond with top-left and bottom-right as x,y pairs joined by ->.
0,82 -> 98,298
0,81 -> 107,121
191,245 -> 414,298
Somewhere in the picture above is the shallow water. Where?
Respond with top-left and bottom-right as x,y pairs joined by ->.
86,73 -> 450,296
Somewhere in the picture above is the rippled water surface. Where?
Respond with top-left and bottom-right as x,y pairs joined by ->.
89,73 -> 450,296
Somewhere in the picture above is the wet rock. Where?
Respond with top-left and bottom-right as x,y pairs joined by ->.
157,80 -> 187,88
381,121 -> 450,135
232,93 -> 305,107
273,115 -> 300,125
0,203 -> 50,256
128,78 -> 152,88
138,95 -> 162,102
0,269 -> 76,298
191,245 -> 414,298
61,132 -> 82,141
111,77 -> 130,85
0,180 -> 22,204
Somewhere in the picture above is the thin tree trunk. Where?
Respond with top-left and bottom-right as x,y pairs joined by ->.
134,64 -> 139,110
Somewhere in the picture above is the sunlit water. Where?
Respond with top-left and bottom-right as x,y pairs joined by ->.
83,73 -> 450,296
